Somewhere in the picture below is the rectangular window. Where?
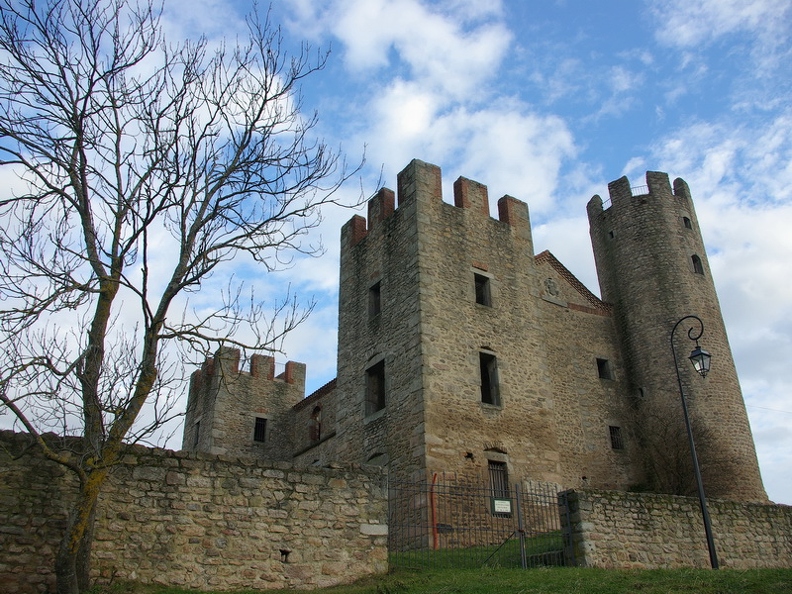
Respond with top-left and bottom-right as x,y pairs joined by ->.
253,417 -> 267,443
609,425 -> 624,450
488,460 -> 511,516
369,282 -> 381,318
365,360 -> 386,416
480,352 -> 500,406
193,421 -> 200,449
597,358 -> 613,380
474,273 -> 491,306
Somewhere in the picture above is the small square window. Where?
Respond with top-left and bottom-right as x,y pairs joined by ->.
474,273 -> 491,306
596,358 -> 613,380
609,426 -> 624,450
365,360 -> 386,416
369,282 -> 381,318
254,417 -> 267,443
480,352 -> 500,406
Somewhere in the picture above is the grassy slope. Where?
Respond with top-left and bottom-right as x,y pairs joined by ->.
98,567 -> 792,594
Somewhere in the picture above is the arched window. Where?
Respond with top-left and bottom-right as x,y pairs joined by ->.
692,254 -> 704,275
309,406 -> 321,442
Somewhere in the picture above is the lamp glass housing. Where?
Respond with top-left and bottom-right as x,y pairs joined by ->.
689,345 -> 711,378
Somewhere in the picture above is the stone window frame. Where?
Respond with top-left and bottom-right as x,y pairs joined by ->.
683,216 -> 693,230
487,458 -> 512,517
364,358 -> 387,418
253,416 -> 267,443
474,272 -> 492,307
479,350 -> 501,407
691,254 -> 704,275
369,280 -> 382,319
309,405 -> 322,443
596,358 -> 614,380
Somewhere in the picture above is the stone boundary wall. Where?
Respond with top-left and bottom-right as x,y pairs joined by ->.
0,431 -> 388,593
561,489 -> 792,569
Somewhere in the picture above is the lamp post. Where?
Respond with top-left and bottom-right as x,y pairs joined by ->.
670,314 -> 718,569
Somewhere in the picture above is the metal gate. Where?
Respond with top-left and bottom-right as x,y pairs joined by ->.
388,472 -> 566,569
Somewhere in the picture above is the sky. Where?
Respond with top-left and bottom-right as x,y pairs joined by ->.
3,0 -> 790,504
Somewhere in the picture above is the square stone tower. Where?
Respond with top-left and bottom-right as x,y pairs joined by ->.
333,160 -> 641,491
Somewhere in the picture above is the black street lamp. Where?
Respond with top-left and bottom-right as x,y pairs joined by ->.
670,314 -> 718,569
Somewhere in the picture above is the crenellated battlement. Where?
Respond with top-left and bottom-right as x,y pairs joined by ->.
588,171 -> 693,215
344,160 -> 532,248
189,346 -> 306,396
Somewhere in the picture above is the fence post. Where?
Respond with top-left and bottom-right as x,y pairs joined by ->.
515,483 -> 528,569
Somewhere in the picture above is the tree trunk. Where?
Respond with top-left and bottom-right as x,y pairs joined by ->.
55,470 -> 106,594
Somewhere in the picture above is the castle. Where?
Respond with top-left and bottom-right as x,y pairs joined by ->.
182,159 -> 767,503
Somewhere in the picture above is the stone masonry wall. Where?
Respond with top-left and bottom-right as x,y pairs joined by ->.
562,489 -> 792,569
0,431 -> 388,594
292,379 -> 339,467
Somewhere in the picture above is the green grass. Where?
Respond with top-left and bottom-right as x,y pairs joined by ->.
93,567 -> 792,594
389,532 -> 564,569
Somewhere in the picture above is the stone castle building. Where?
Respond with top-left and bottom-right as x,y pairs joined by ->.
183,159 -> 767,503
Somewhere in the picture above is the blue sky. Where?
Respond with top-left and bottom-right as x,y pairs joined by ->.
170,0 -> 792,503
221,0 -> 792,504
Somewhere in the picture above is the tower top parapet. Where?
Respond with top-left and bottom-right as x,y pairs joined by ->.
587,171 -> 692,216
193,346 -> 306,395
344,159 -> 531,247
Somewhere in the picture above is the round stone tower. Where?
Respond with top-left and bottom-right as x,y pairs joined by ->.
587,172 -> 766,502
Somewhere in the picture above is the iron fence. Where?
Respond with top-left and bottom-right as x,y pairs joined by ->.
388,472 -> 566,569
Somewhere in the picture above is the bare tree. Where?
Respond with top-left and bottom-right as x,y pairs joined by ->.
0,1 -> 359,592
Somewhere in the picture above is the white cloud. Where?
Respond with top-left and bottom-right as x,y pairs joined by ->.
285,0 -> 512,99
649,0 -> 792,48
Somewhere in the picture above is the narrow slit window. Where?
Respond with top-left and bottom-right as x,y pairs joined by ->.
597,358 -> 613,380
692,254 -> 704,275
609,426 -> 624,450
369,282 -> 381,318
193,421 -> 200,449
365,360 -> 386,416
309,406 -> 321,442
480,352 -> 500,406
474,273 -> 491,306
253,417 -> 267,443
